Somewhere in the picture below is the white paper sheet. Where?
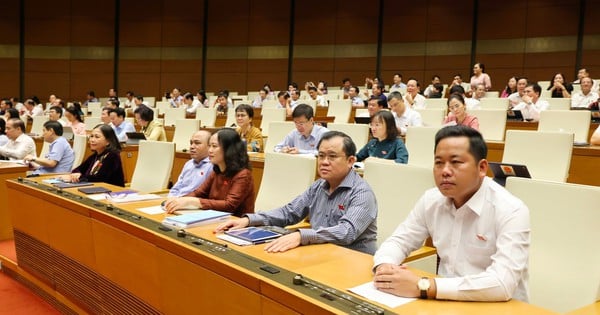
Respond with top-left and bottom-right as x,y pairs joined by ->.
348,281 -> 416,309
137,205 -> 165,215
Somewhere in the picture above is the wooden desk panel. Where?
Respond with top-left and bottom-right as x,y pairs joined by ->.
0,163 -> 27,240
566,302 -> 600,315
6,179 -> 560,314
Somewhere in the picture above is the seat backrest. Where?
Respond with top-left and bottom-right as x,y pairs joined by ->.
536,80 -> 551,90
30,116 -> 49,136
71,134 -> 87,170
479,98 -> 509,110
404,126 -> 439,169
503,130 -> 573,182
538,110 -> 591,143
326,99 -> 352,123
327,123 -> 370,149
261,100 -> 279,110
302,99 -> 317,112
424,98 -> 448,110
144,97 -> 156,108
414,108 -> 445,127
264,121 -> 295,152
259,108 -> 286,137
224,107 -> 237,128
87,102 -> 102,116
545,98 -> 571,110
468,109 -> 507,141
355,108 -> 369,117
84,117 -> 102,130
155,101 -> 171,115
254,152 -> 317,212
484,91 -> 499,98
172,119 -> 201,151
195,107 -> 217,127
163,107 -> 186,127
363,159 -> 435,246
505,177 -> 600,313
130,140 -> 175,193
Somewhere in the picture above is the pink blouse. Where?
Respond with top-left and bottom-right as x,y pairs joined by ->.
470,73 -> 492,91
443,114 -> 480,131
68,120 -> 87,135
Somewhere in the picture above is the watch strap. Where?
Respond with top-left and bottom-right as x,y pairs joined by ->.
419,277 -> 429,299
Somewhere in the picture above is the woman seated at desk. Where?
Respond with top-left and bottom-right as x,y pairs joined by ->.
443,93 -> 480,130
164,128 -> 255,216
356,111 -> 408,164
60,124 -> 125,186
235,104 -> 263,152
134,105 -> 166,141
64,104 -> 86,135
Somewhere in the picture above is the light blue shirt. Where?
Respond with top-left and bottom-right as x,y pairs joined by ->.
274,124 -> 329,155
34,137 -> 74,174
168,157 -> 213,197
112,120 -> 136,142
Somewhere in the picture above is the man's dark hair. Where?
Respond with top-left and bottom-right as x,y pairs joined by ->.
317,131 -> 357,157
449,85 -> 465,95
43,120 -> 64,136
308,86 -> 318,92
350,85 -> 360,94
369,96 -> 387,108
292,104 -> 314,119
111,107 -> 126,118
108,98 -> 120,107
88,91 -> 96,97
387,91 -> 403,101
49,106 -> 63,118
183,92 -> 194,101
277,91 -> 289,99
135,95 -> 144,102
527,83 -> 542,95
8,118 -> 25,132
434,125 -> 487,162
342,78 -> 351,84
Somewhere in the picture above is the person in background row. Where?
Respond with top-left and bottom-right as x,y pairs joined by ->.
168,130 -> 213,197
404,78 -> 426,109
197,90 -> 210,108
571,77 -> 599,109
182,92 -> 201,114
390,73 -> 407,90
367,96 -> 386,117
501,76 -> 518,98
470,62 -> 492,91
61,124 -> 124,186
387,91 -> 422,136
0,118 -> 36,160
134,105 -> 166,141
48,105 -> 66,126
4,108 -> 20,121
83,91 -> 98,107
512,83 -> 549,122
508,77 -> 528,107
124,91 -> 135,108
443,93 -> 479,130
349,86 -> 364,107
356,110 -> 408,164
24,121 -> 74,174
0,119 -> 8,147
64,105 -> 86,135
252,88 -> 269,108
547,73 -> 573,99
275,104 -> 329,155
373,126 -> 529,302
423,75 -> 441,98
215,131 -> 378,254
235,104 -> 263,152
109,108 -> 136,142
164,128 -> 255,217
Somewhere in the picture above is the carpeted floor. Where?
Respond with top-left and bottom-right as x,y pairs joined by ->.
0,271 -> 60,315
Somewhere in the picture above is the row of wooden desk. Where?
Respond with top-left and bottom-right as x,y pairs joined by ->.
2,177 -> 562,314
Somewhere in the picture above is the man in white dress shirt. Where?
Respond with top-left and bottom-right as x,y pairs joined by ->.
388,91 -> 422,135
571,77 -> 599,109
0,118 -> 36,160
373,126 -> 530,302
508,77 -> 528,107
403,79 -> 426,109
512,83 -> 549,121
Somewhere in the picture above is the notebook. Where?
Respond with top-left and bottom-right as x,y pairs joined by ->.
161,210 -> 230,229
220,226 -> 284,245
78,186 -> 112,194
489,162 -> 531,187
125,132 -> 146,145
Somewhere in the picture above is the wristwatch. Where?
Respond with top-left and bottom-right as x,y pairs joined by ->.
417,277 -> 430,299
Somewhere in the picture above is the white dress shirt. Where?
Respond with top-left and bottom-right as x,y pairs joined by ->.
512,98 -> 550,121
571,91 -> 599,108
403,93 -> 427,109
392,107 -> 423,135
374,177 -> 530,302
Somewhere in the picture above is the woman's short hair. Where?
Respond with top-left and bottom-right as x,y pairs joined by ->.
134,105 -> 154,122
65,105 -> 84,123
235,104 -> 254,119
94,124 -> 122,153
214,128 -> 250,177
371,110 -> 398,141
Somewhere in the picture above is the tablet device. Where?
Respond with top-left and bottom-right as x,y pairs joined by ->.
53,182 -> 94,189
78,186 -> 112,194
126,132 -> 146,145
224,227 -> 283,244
489,162 -> 531,187
506,109 -> 524,121
354,116 -> 371,125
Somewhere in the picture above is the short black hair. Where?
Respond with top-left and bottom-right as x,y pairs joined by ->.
292,104 -> 314,119
235,104 -> 254,119
527,83 -> 541,95
449,85 -> 465,95
134,105 -> 154,122
43,120 -> 63,136
183,92 -> 194,100
434,125 -> 487,162
49,105 -> 63,117
317,131 -> 357,157
110,107 -> 126,118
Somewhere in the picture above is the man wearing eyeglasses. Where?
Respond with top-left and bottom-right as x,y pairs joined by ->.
273,104 -> 329,155
216,131 -> 378,254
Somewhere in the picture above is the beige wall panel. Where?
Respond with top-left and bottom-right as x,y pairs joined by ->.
382,1 -> 426,43
119,73 -> 161,99
119,0 -> 162,46
0,59 -> 19,97
206,0 -> 249,46
426,0 -> 473,41
477,2 -> 527,39
24,72 -> 70,102
294,0 -> 336,45
248,0 -> 290,46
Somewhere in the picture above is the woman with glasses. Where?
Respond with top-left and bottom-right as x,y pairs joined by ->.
234,104 -> 263,152
164,128 -> 254,216
356,110 -> 408,164
60,124 -> 124,186
443,93 -> 479,130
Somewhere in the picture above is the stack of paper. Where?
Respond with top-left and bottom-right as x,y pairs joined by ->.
161,210 -> 230,229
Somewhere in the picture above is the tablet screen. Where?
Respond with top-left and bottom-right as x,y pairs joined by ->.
225,227 -> 281,243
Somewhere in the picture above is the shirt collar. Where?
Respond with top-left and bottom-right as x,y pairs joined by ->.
192,156 -> 210,168
456,177 -> 487,216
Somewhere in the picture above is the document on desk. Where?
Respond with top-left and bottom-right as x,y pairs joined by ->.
348,281 -> 415,308
137,205 -> 165,215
